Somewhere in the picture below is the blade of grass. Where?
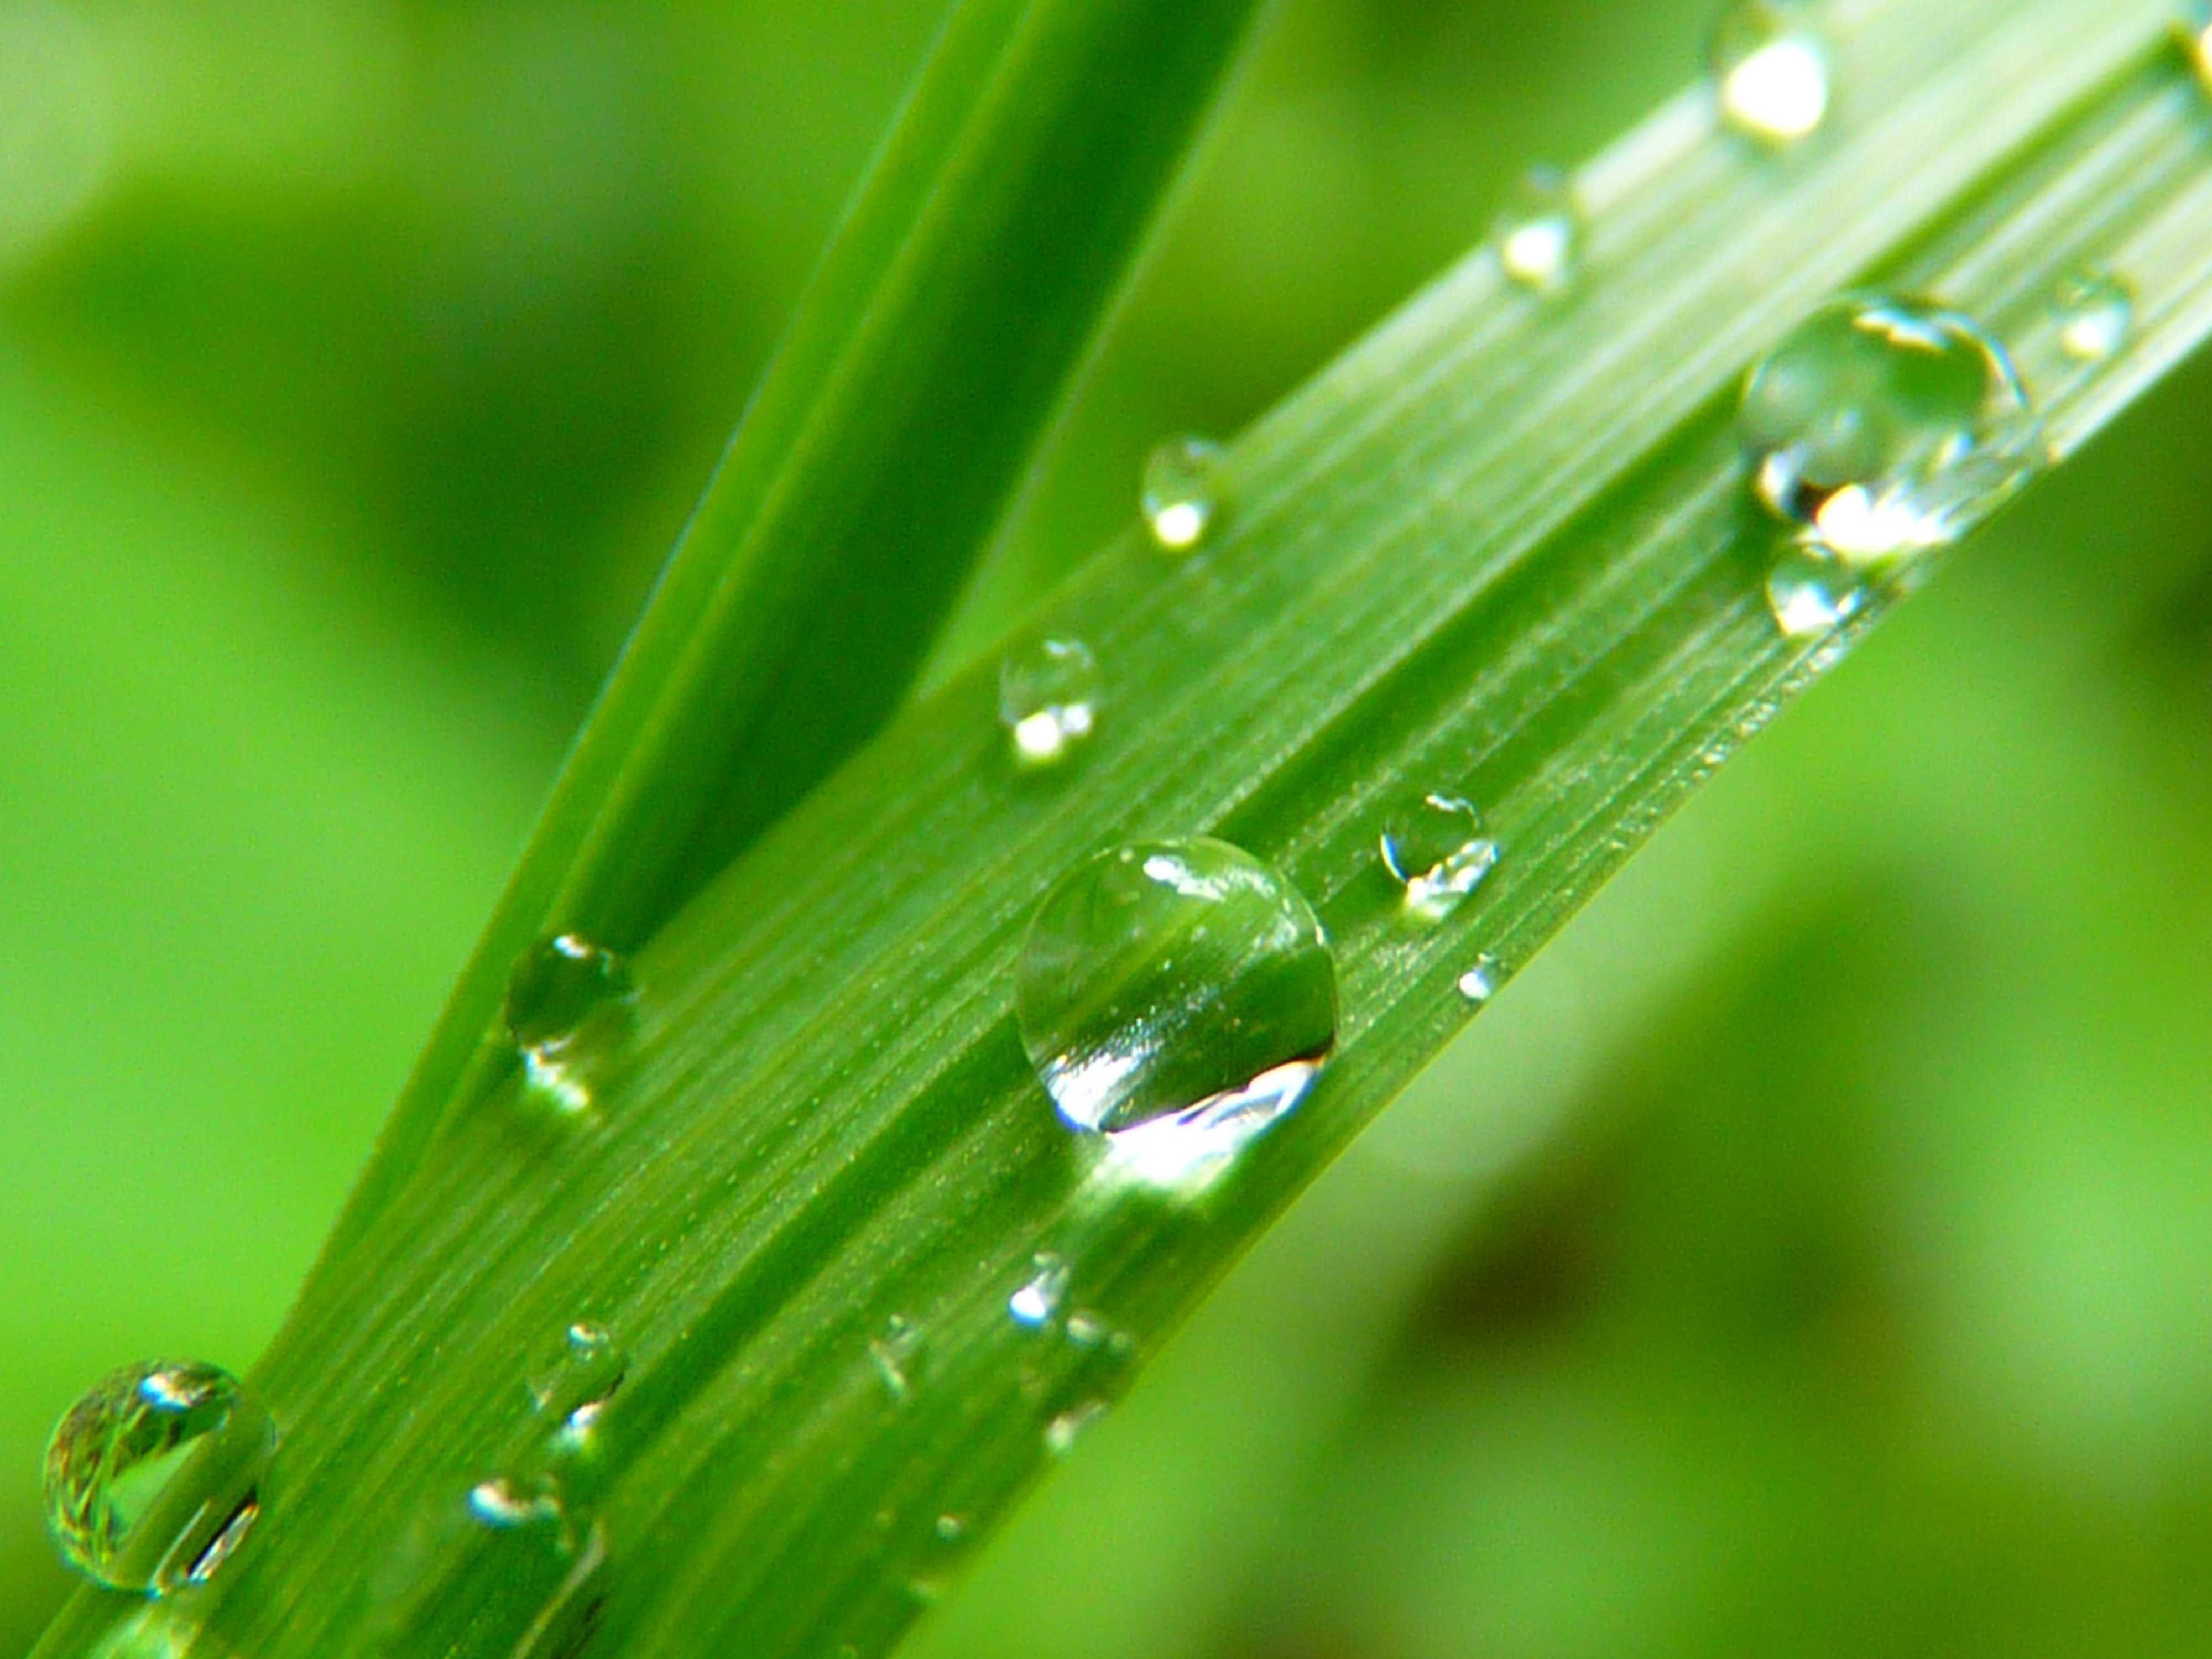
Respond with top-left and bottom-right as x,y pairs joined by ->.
321,0 -> 1277,1265
31,1 -> 2212,1656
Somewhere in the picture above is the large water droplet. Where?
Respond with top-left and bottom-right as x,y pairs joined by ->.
1142,436 -> 1226,551
1740,295 -> 2041,570
44,1360 -> 277,1596
2053,265 -> 2134,362
1379,794 -> 1499,920
1711,1 -> 1831,144
1494,168 -> 1584,296
1016,839 -> 1338,1184
1008,1253 -> 1071,1329
504,934 -> 634,1114
1000,638 -> 1103,768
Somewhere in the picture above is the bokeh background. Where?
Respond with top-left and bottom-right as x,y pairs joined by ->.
4,0 -> 2211,1652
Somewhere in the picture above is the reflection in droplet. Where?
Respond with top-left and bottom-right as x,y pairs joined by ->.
2052,265 -> 2134,362
44,1359 -> 276,1596
1142,436 -> 1227,551
999,638 -> 1103,768
1380,793 -> 1500,920
1494,167 -> 1584,296
1740,294 -> 2041,570
1766,545 -> 1867,637
1009,1254 -> 1070,1330
1712,1 -> 1831,144
1015,838 -> 1338,1192
1457,956 -> 1503,1005
504,933 -> 635,1114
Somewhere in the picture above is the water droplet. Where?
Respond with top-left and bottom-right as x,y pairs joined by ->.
373,1483 -> 606,1659
1379,794 -> 1499,920
1009,1253 -> 1071,1329
1457,955 -> 1503,1004
1711,1 -> 1831,143
525,1323 -> 627,1452
1740,295 -> 2041,570
999,638 -> 1103,768
2184,2 -> 2212,84
1063,1310 -> 1109,1349
1044,1400 -> 1109,1457
1766,544 -> 1870,637
504,934 -> 634,1114
869,1316 -> 925,1401
1494,168 -> 1584,296
468,1473 -> 569,1535
44,1359 -> 277,1596
1142,436 -> 1227,551
2052,265 -> 2134,362
1015,838 -> 1338,1188
934,1514 -> 968,1543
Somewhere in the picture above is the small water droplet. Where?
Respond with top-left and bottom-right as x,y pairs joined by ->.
1711,1 -> 1830,144
1142,436 -> 1227,551
44,1359 -> 277,1596
1380,794 -> 1499,920
1063,1310 -> 1109,1349
934,1514 -> 968,1543
999,638 -> 1103,768
1009,1253 -> 1071,1329
505,934 -> 634,1114
1015,838 -> 1338,1189
1740,295 -> 2041,570
1457,955 -> 1503,1004
525,1323 -> 627,1454
1494,168 -> 1584,296
374,1481 -> 606,1658
2052,265 -> 2134,362
1766,545 -> 1867,637
869,1315 -> 925,1401
468,1473 -> 568,1535
1044,1400 -> 1109,1457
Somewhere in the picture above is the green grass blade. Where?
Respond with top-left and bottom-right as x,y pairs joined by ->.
320,0 -> 1276,1264
29,1 -> 2212,1656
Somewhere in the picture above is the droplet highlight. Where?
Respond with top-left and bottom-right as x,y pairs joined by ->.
1494,168 -> 1584,296
1009,1253 -> 1071,1329
1379,794 -> 1499,920
999,638 -> 1103,768
1740,295 -> 2041,572
1766,545 -> 1867,637
1711,1 -> 1831,144
2052,265 -> 2133,362
1142,436 -> 1226,551
1457,955 -> 1503,1004
504,933 -> 634,1113
44,1359 -> 277,1596
1015,838 -> 1338,1188
2184,1 -> 2212,84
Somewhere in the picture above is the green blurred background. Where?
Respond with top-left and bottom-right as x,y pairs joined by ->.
4,0 -> 2211,1652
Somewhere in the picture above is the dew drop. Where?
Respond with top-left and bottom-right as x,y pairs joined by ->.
1740,295 -> 2042,571
2052,265 -> 2134,362
1063,1310 -> 1109,1349
1044,1401 -> 1109,1457
525,1323 -> 627,1453
1009,1253 -> 1071,1329
1142,436 -> 1227,551
869,1315 -> 926,1401
1494,167 -> 1584,296
1457,954 -> 1503,1004
934,1514 -> 968,1543
44,1359 -> 276,1597
1766,545 -> 1867,637
1379,794 -> 1499,920
1015,838 -> 1338,1188
999,638 -> 1103,768
1711,1 -> 1830,144
505,934 -> 634,1114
